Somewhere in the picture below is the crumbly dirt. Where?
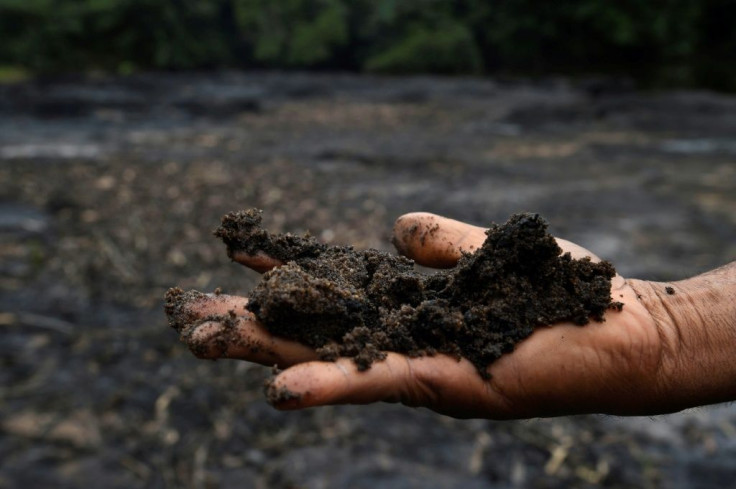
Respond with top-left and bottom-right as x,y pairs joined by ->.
264,381 -> 303,405
217,209 -> 621,377
214,208 -> 328,262
164,287 -> 208,335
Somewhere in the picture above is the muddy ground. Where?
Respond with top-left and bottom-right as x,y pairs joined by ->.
1,72 -> 735,489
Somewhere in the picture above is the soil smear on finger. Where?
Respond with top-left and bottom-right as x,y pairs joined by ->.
207,209 -> 622,377
164,288 -> 260,359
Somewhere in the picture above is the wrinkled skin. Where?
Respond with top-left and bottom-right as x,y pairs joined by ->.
175,213 -> 734,419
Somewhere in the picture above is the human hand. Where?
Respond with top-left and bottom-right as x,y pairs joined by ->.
167,213 -> 735,418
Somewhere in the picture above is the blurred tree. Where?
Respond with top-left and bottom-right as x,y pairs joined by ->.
475,0 -> 700,78
0,0 -> 86,72
100,0 -> 233,70
363,20 -> 482,74
0,0 -> 233,73
357,0 -> 483,74
693,0 -> 736,91
233,0 -> 348,67
0,0 -> 733,90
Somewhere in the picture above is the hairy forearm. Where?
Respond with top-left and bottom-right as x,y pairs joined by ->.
629,262 -> 736,411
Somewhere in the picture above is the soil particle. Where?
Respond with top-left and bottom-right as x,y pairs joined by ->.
216,210 -> 622,377
392,222 -> 419,255
264,378 -> 302,405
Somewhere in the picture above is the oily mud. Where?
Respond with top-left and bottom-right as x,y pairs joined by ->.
210,209 -> 621,376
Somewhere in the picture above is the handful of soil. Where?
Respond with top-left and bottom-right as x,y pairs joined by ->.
212,209 -> 621,377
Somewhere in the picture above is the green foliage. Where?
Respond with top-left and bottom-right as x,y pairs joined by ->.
0,65 -> 30,83
478,0 -> 701,75
234,0 -> 348,66
350,0 -> 482,74
0,0 -> 734,90
364,21 -> 482,74
0,0 -> 233,73
691,0 -> 736,91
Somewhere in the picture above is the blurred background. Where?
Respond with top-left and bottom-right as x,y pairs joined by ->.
1,0 -> 736,91
1,1 -> 735,488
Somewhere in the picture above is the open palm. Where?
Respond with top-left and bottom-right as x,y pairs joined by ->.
170,213 -> 670,419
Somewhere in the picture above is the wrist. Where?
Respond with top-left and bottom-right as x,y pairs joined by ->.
628,265 -> 736,412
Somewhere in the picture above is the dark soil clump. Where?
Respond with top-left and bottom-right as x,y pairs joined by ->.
214,208 -> 327,262
214,210 -> 622,377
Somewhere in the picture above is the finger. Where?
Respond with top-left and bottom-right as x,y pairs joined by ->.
165,288 -> 249,333
392,213 -> 604,267
184,315 -> 317,368
555,237 -> 602,262
164,288 -> 317,367
266,354 -> 413,409
230,250 -> 284,273
392,213 -> 486,268
267,353 -> 514,418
